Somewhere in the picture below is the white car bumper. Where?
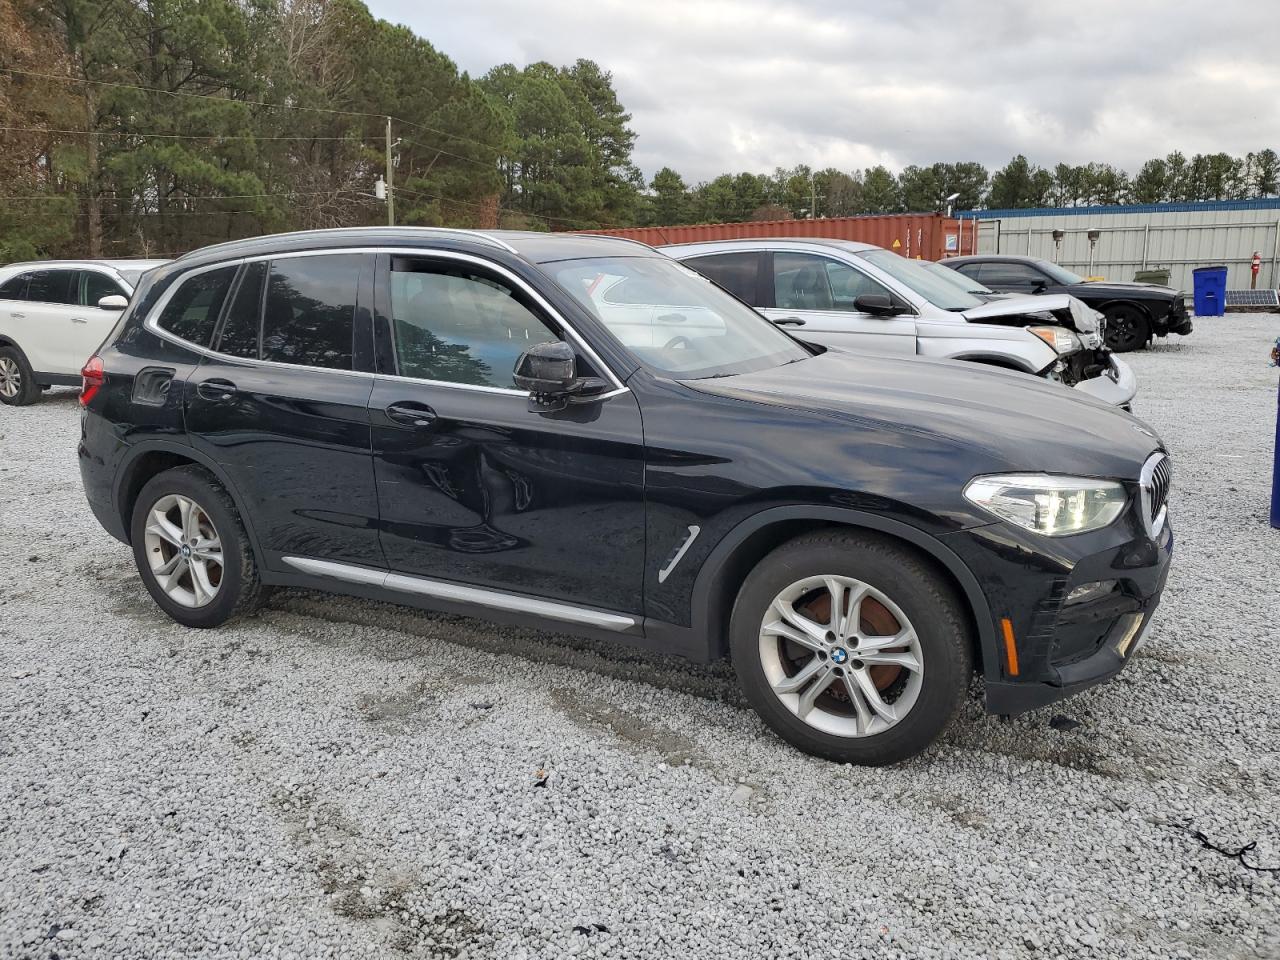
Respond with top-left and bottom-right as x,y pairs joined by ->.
1073,355 -> 1137,408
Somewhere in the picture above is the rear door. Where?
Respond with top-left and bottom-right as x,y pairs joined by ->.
184,252 -> 382,571
761,252 -> 917,353
368,251 -> 646,616
15,269 -> 80,374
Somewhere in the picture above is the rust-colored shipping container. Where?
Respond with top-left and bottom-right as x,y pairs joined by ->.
578,213 -> 977,260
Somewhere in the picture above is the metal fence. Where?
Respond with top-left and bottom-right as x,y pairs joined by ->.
960,199 -> 1280,293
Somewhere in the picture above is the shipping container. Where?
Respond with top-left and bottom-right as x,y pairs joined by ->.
577,213 -> 976,260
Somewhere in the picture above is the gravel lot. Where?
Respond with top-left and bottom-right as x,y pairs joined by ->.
2,315 -> 1278,960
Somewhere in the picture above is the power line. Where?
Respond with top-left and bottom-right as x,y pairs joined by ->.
0,189 -> 374,203
0,124 -> 381,143
393,183 -> 605,230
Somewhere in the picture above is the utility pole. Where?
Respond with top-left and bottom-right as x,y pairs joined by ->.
385,116 -> 395,227
810,176 -> 817,219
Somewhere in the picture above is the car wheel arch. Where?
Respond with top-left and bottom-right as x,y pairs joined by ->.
687,505 -> 996,677
114,441 -> 266,567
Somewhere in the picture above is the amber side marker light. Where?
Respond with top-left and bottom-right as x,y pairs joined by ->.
1000,617 -> 1020,676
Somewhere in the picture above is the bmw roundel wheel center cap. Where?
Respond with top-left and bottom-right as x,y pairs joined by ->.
830,646 -> 849,665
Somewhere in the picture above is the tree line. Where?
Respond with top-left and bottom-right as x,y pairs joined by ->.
2,0 -> 1278,262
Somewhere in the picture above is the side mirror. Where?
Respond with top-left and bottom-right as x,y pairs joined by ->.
513,341 -> 609,403
97,294 -> 128,311
1030,280 -> 1048,294
853,293 -> 905,316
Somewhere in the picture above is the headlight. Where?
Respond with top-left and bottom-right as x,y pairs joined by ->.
964,474 -> 1126,536
1027,326 -> 1081,354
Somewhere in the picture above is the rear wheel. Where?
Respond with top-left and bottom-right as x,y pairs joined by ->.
730,531 -> 972,765
1103,305 -> 1150,352
130,465 -> 265,627
0,346 -> 39,406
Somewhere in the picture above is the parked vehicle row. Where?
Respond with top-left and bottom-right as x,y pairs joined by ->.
943,254 -> 1193,352
74,228 -> 1174,765
664,239 -> 1136,408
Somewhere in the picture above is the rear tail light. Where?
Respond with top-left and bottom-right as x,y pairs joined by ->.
80,355 -> 105,407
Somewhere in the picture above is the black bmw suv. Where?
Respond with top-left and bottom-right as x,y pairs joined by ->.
78,228 -> 1174,764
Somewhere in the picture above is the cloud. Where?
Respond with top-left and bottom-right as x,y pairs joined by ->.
367,0 -> 1280,183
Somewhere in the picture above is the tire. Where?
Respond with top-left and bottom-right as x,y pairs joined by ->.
729,530 -> 973,765
0,345 -> 40,406
130,465 -> 265,628
1102,305 -> 1150,352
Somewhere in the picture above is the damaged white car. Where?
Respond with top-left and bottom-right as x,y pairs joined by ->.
663,238 -> 1135,409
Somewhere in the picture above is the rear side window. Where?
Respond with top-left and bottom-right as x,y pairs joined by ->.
0,273 -> 28,300
261,255 -> 360,370
82,271 -> 125,307
26,270 -> 77,305
156,266 -> 236,347
217,261 -> 266,359
683,252 -> 759,304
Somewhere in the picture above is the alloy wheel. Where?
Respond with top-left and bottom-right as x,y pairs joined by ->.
0,357 -> 20,398
758,575 -> 924,737
143,494 -> 224,608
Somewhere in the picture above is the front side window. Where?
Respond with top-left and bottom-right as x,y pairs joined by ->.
261,255 -> 361,370
81,271 -> 125,307
389,258 -> 559,389
980,262 -> 1049,287
550,256 -> 808,379
25,270 -> 77,306
773,253 -> 892,312
155,266 -> 236,346
682,252 -> 760,303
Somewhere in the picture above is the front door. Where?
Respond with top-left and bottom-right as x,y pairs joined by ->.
368,252 -> 646,616
761,252 -> 917,353
183,253 -> 383,571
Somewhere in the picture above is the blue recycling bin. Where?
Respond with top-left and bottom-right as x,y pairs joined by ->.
1192,265 -> 1228,316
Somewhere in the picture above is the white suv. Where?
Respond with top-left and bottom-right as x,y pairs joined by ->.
664,239 -> 1135,408
0,259 -> 168,405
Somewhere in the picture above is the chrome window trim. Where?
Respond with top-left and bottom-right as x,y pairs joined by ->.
282,556 -> 637,631
142,246 -> 628,394
1138,451 -> 1169,537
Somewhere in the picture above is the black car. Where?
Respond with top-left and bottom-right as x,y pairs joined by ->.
944,254 -> 1193,353
78,228 -> 1174,765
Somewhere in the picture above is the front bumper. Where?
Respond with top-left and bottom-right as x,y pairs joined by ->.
942,503 -> 1173,716
1073,354 -> 1137,408
1164,297 -> 1194,336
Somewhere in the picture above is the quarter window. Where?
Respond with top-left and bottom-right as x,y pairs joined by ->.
25,270 -> 78,305
156,266 -> 236,347
682,252 -> 760,303
217,261 -> 266,359
389,257 -> 559,389
261,255 -> 361,370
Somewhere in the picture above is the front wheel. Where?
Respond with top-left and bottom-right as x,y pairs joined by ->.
1103,305 -> 1150,352
130,465 -> 265,627
730,531 -> 973,765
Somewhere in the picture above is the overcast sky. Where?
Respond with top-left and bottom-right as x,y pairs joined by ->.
367,0 -> 1279,184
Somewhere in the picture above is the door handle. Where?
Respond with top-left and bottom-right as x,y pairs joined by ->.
196,379 -> 238,402
70,317 -> 89,324
386,402 -> 438,429
10,312 -> 25,319
773,317 -> 806,326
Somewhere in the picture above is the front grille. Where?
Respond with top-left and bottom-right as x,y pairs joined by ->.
1140,453 -> 1171,535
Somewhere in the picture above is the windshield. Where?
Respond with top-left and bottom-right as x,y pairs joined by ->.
856,249 -> 983,311
1037,260 -> 1086,284
920,260 -> 993,295
549,256 -> 809,379
117,269 -> 145,287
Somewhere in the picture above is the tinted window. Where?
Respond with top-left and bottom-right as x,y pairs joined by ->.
26,270 -> 77,305
0,273 -> 28,300
156,266 -> 236,346
683,252 -> 760,303
389,258 -> 558,389
217,261 -> 265,359
952,262 -> 984,280
82,271 -> 124,307
980,262 -> 1047,286
261,256 -> 361,369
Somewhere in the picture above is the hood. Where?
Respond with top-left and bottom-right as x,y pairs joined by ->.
688,349 -> 1161,479
961,293 -> 1099,333
1079,280 -> 1181,298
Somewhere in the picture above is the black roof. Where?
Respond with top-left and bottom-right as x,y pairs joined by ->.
946,254 -> 1049,265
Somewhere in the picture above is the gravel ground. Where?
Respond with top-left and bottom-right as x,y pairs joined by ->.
1,315 -> 1278,960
